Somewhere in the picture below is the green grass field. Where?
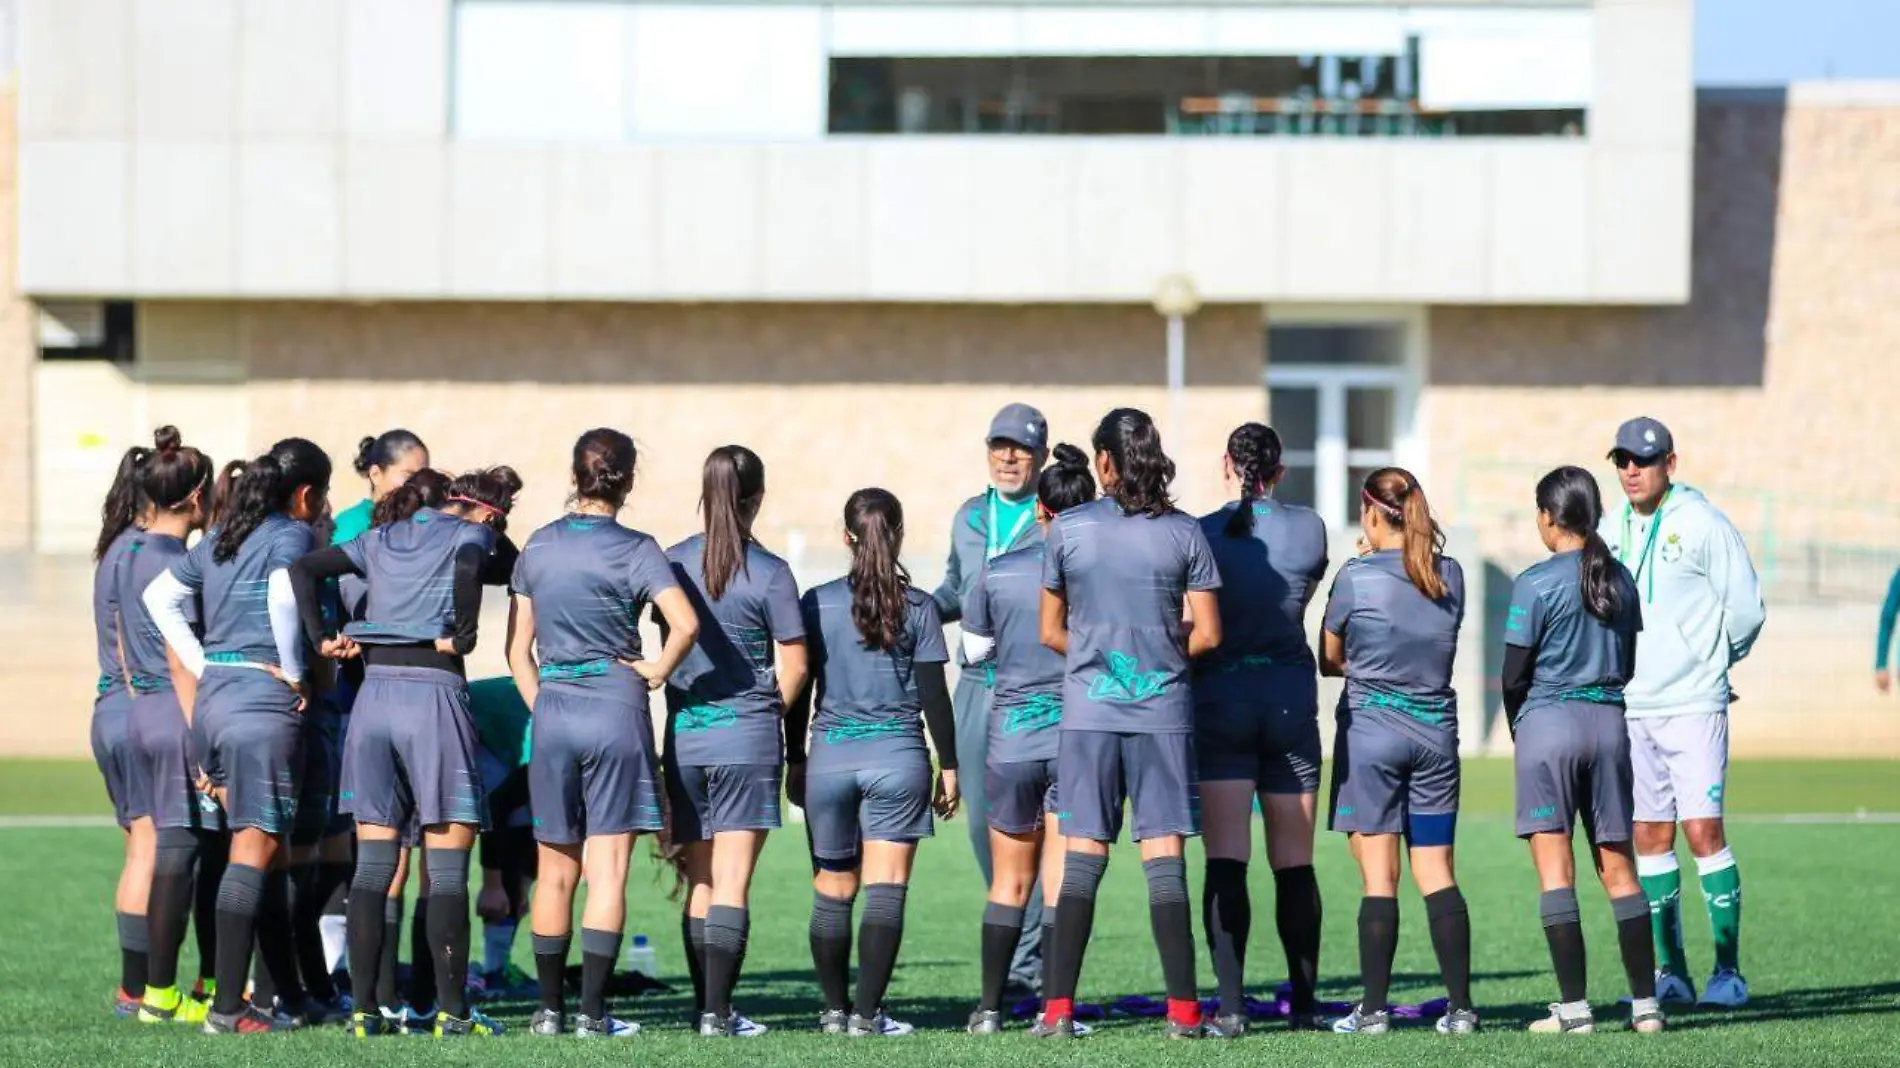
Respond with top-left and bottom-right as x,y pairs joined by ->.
2,758 -> 1896,1066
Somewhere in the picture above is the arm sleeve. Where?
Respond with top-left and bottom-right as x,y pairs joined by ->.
787,591 -> 823,764
290,545 -> 362,649
450,541 -> 487,655
1706,518 -> 1766,664
785,679 -> 813,765
267,569 -> 307,683
144,569 -> 206,679
765,562 -> 805,641
1040,519 -> 1067,593
1501,642 -> 1535,728
1184,522 -> 1222,592
626,539 -> 679,603
480,534 -> 520,587
1320,565 -> 1354,636
1502,573 -> 1545,649
912,597 -> 950,664
961,566 -> 994,639
930,514 -> 966,622
1878,570 -> 1900,670
917,659 -> 957,771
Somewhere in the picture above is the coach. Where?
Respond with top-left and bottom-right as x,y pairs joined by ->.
931,402 -> 1049,998
1600,417 -> 1766,1009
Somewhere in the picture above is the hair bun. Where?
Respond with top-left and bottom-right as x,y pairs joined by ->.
491,464 -> 524,499
153,425 -> 182,454
1051,442 -> 1088,469
353,437 -> 377,476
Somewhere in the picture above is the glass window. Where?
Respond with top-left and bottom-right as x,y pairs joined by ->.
1346,386 -> 1397,451
1269,386 -> 1320,454
1268,324 -> 1405,367
1277,465 -> 1318,512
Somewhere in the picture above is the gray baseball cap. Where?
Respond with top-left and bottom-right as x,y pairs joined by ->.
987,403 -> 1048,451
1609,416 -> 1674,461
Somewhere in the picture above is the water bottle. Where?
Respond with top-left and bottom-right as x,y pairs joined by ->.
622,934 -> 658,977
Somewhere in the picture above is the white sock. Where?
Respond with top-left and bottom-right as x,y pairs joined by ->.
1694,847 -> 1736,876
320,914 -> 349,974
1559,999 -> 1592,1018
1635,852 -> 1679,878
483,918 -> 518,976
1631,996 -> 1660,1016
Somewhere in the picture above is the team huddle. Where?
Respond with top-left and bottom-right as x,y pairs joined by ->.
85,402 -> 1765,1040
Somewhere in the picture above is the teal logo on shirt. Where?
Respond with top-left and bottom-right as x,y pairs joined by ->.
1002,693 -> 1062,734
1087,652 -> 1168,703
675,702 -> 738,733
1505,605 -> 1528,632
1336,805 -> 1355,817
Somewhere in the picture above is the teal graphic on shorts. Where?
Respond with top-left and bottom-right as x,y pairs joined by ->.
1335,805 -> 1355,818
539,659 -> 610,681
675,702 -> 739,733
1213,653 -> 1282,674
824,720 -> 910,745
205,650 -> 249,665
1707,783 -> 1725,804
96,674 -> 116,696
1528,804 -> 1558,820
1086,652 -> 1168,703
1556,685 -> 1621,705
1001,693 -> 1062,734
1505,605 -> 1528,633
1364,690 -> 1452,726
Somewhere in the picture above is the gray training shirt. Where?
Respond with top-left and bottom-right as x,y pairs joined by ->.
963,544 -> 1065,762
1321,549 -> 1466,730
801,579 -> 949,772
1042,497 -> 1222,734
662,534 -> 805,768
1195,499 -> 1329,703
118,533 -> 198,688
172,515 -> 316,666
1504,550 -> 1642,716
342,507 -> 497,645
511,514 -> 678,669
94,528 -> 140,691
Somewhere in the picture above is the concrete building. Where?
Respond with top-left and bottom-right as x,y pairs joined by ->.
2,0 -> 1896,757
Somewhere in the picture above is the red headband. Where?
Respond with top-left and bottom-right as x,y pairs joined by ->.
447,495 -> 508,517
1360,489 -> 1402,520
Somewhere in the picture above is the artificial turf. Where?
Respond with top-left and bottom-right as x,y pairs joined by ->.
1,757 -> 1896,1067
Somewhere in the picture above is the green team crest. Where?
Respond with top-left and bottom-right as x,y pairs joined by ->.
1087,651 -> 1168,703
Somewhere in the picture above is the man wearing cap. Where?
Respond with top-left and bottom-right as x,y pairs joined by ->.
932,403 -> 1050,997
1600,417 -> 1766,1010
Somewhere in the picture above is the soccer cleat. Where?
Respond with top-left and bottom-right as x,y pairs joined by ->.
1528,1004 -> 1594,1034
731,1012 -> 768,1038
699,1012 -> 733,1037
115,988 -> 142,1016
847,1010 -> 914,1037
203,1004 -> 286,1034
1655,970 -> 1697,1006
1204,1013 -> 1247,1039
966,1008 -> 1003,1035
301,994 -> 353,1026
402,1004 -> 440,1035
1029,1015 -> 1077,1039
1287,1010 -> 1332,1032
1699,969 -> 1749,1008
530,1009 -> 564,1036
350,1010 -> 395,1038
818,1009 -> 850,1035
574,1013 -> 640,1038
1331,1005 -> 1391,1034
1436,1008 -> 1480,1034
137,985 -> 209,1026
1630,1000 -> 1667,1034
1165,1018 -> 1204,1039
435,1008 -> 505,1037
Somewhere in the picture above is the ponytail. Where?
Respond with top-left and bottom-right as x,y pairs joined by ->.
444,466 -> 522,535
1090,408 -> 1175,518
137,425 -> 214,514
700,445 -> 765,601
1534,465 -> 1621,623
1036,443 -> 1097,515
214,437 -> 333,563
1363,467 -> 1447,600
208,459 -> 248,530
1221,422 -> 1283,538
94,444 -> 152,561
844,488 -> 910,651
372,468 -> 450,527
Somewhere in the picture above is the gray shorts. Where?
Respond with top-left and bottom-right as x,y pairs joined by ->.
986,758 -> 1057,835
1056,729 -> 1200,844
528,685 -> 663,844
1329,711 -> 1460,845
1194,700 -> 1322,794
1514,703 -> 1634,842
804,757 -> 934,862
91,687 -> 148,829
667,762 -> 783,843
342,665 -> 487,830
196,668 -> 305,836
129,688 -> 222,832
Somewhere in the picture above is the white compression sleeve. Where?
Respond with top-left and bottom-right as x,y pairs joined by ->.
142,570 -> 206,679
961,631 -> 997,665
267,568 -> 307,684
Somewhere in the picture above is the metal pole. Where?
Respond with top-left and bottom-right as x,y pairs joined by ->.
1166,312 -> 1185,445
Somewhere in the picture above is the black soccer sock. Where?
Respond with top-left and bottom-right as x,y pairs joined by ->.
375,896 -> 403,1009
809,891 -> 855,1012
853,884 -> 908,1019
257,867 -> 306,1009
1273,864 -> 1323,1014
533,932 -> 570,1015
407,892 -> 436,1010
288,862 -> 336,1002
1357,896 -> 1399,1014
1425,886 -> 1473,1012
579,927 -> 622,1021
424,849 -> 472,1018
1540,888 -> 1588,1004
147,828 -> 199,990
346,840 -> 398,1013
704,905 -> 750,1020
1044,852 -> 1109,1005
1145,857 -> 1199,1005
979,902 -> 1026,1012
118,912 -> 150,998
193,831 -> 229,985
212,864 -> 267,1015
681,911 -> 707,1015
1611,892 -> 1658,1001
251,936 -> 278,1010
1202,858 -> 1250,1017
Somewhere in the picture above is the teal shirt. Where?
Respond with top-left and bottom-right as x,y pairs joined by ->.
1879,568 -> 1900,671
468,677 -> 532,767
332,499 -> 373,546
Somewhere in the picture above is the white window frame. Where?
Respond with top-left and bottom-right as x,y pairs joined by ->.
1263,304 -> 1429,530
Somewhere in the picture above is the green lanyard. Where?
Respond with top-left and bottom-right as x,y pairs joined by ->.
986,490 -> 1034,561
1617,487 -> 1672,603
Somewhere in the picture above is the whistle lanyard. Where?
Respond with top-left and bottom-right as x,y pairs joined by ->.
986,490 -> 1034,561
1617,488 -> 1671,603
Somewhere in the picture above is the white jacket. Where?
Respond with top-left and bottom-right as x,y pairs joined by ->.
1599,485 -> 1766,719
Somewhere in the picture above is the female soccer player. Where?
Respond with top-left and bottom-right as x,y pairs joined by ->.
118,429 -> 223,1026
963,443 -> 1095,1035
1036,409 -> 1222,1040
94,438 -> 154,1015
142,438 -> 333,1034
788,488 -> 959,1038
332,430 -> 429,547
289,464 -> 522,1038
1322,467 -> 1474,1036
661,445 -> 807,1038
507,429 -> 698,1040
1505,467 -> 1662,1034
1195,423 -> 1330,1036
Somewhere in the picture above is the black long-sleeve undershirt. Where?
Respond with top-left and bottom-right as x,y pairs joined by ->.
288,534 -> 518,675
1501,643 -> 1534,730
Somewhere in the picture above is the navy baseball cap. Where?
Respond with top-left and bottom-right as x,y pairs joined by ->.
1609,416 -> 1674,461
987,403 -> 1048,451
